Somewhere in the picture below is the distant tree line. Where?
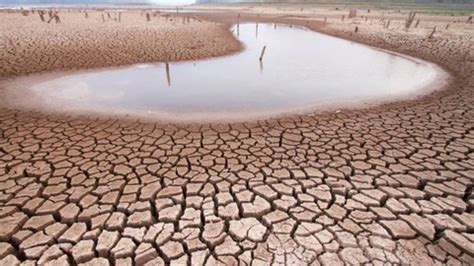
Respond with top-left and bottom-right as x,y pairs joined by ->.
196,0 -> 473,4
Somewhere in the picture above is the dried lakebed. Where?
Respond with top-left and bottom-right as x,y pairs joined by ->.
0,13 -> 472,265
3,23 -> 448,121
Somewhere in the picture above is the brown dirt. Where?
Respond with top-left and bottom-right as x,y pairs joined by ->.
0,9 -> 242,78
0,5 -> 473,265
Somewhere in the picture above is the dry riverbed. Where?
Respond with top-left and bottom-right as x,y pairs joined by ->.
0,4 -> 473,265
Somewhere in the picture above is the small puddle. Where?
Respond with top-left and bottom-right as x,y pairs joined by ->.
3,23 -> 448,121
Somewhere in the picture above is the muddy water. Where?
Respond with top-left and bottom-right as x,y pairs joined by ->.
5,23 -> 447,121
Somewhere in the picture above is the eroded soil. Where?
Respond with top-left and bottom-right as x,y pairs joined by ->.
0,10 -> 242,78
0,5 -> 473,266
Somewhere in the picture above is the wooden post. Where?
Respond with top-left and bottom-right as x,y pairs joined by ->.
428,26 -> 436,39
259,45 -> 266,61
47,11 -> 59,23
165,62 -> 171,86
415,19 -> 420,28
39,11 -> 45,22
405,11 -> 416,30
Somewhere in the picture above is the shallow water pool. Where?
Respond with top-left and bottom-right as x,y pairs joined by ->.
5,23 -> 446,121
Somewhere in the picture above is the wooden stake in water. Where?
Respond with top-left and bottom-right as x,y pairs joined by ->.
259,45 -> 266,61
165,62 -> 171,86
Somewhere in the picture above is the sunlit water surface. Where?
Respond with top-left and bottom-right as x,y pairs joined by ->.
7,23 -> 446,121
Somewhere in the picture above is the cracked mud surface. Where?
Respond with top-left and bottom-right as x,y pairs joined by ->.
1,5 -> 474,266
0,10 -> 242,78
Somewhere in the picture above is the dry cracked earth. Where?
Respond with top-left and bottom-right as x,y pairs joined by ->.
1,6 -> 474,266
0,10 -> 241,77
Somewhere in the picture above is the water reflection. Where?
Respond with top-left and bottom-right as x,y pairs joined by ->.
14,23 -> 445,120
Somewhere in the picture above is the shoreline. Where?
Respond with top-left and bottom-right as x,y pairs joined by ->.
0,8 -> 468,125
0,22 -> 452,124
